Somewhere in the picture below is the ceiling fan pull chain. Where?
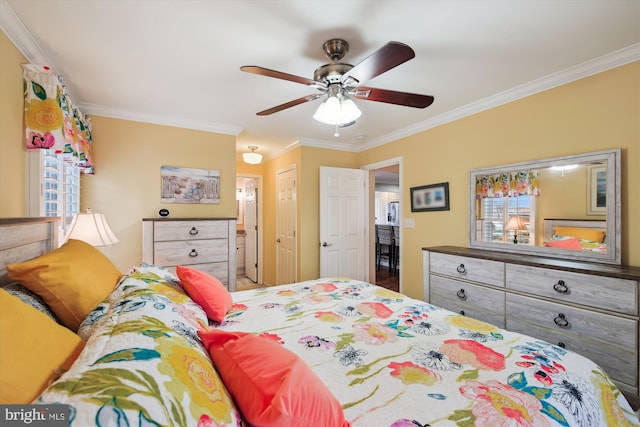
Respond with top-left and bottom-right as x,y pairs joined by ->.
334,124 -> 340,137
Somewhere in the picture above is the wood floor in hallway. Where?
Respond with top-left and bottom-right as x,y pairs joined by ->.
375,267 -> 399,292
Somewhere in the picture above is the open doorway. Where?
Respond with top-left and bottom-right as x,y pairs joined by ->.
236,174 -> 262,290
364,158 -> 401,292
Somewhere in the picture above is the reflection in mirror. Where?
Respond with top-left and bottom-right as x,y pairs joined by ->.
468,149 -> 621,264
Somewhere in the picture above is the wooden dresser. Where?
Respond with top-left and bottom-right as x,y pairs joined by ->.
143,218 -> 237,291
423,245 -> 640,408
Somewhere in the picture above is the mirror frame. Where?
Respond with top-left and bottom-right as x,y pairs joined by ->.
468,148 -> 621,265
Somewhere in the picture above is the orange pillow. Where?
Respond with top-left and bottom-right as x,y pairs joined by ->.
544,237 -> 583,250
0,290 -> 85,403
7,239 -> 121,331
198,329 -> 351,427
176,265 -> 232,323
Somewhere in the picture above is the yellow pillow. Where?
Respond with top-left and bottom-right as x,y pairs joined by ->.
7,239 -> 121,331
0,290 -> 85,403
554,226 -> 606,243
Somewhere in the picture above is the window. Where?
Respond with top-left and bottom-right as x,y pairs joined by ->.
478,195 -> 535,244
28,150 -> 80,241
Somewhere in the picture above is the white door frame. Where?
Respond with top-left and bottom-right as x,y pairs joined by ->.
362,157 -> 403,290
236,173 -> 263,285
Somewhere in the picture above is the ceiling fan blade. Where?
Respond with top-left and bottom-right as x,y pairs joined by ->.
354,87 -> 434,108
256,94 -> 323,116
241,65 -> 324,88
341,42 -> 415,86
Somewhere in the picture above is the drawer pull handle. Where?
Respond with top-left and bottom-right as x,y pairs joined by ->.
557,342 -> 566,348
553,313 -> 569,328
459,310 -> 465,316
456,289 -> 467,300
189,249 -> 198,257
553,280 -> 568,293
189,227 -> 199,236
456,264 -> 466,274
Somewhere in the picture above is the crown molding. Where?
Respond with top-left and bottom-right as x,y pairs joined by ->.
78,102 -> 243,135
357,43 -> 640,152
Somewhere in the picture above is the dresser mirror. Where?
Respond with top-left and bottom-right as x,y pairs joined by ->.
468,148 -> 621,264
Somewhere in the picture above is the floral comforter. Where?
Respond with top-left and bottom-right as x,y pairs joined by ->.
36,264 -> 242,427
219,278 -> 638,427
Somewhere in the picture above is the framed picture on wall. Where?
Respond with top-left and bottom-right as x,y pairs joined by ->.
410,182 -> 450,212
160,166 -> 220,204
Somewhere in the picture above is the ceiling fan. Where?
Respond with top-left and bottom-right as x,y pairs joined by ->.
240,39 -> 434,126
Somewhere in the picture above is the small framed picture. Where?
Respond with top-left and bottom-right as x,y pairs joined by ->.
410,182 -> 450,212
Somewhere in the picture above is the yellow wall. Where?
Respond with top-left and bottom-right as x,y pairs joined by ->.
83,116 -> 236,272
1,29 -> 638,300
355,61 -> 639,298
0,31 -> 27,216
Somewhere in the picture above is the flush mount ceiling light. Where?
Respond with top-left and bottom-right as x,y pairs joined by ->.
242,146 -> 263,164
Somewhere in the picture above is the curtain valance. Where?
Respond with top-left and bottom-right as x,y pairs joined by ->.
22,64 -> 94,174
476,170 -> 540,199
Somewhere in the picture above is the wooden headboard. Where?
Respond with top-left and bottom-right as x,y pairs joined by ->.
543,218 -> 607,241
0,217 -> 59,285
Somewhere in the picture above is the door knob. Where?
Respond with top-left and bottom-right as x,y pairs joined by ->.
322,242 -> 332,247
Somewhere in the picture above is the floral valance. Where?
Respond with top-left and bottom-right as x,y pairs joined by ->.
22,64 -> 94,174
476,170 -> 540,199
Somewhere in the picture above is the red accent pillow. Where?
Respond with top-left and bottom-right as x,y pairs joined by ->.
198,329 -> 351,427
176,266 -> 232,323
544,237 -> 582,250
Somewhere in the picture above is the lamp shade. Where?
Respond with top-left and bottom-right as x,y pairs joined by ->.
505,216 -> 528,231
243,146 -> 263,164
65,209 -> 119,246
313,94 -> 361,125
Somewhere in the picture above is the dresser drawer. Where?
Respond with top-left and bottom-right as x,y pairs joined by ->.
506,264 -> 637,315
153,220 -> 230,241
506,293 -> 637,352
430,293 -> 505,328
507,317 -> 637,389
153,240 -> 229,266
163,262 -> 229,287
431,275 -> 505,315
430,252 -> 504,287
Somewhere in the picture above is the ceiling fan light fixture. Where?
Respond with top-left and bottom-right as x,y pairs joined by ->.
313,94 -> 361,126
242,146 -> 263,164
340,97 -> 361,122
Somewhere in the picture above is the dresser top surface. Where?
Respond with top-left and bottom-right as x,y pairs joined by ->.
423,245 -> 640,280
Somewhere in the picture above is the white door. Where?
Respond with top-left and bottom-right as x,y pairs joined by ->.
276,167 -> 297,285
319,166 -> 368,280
244,179 -> 258,282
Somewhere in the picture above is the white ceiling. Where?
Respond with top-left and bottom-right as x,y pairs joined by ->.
2,1 -> 638,160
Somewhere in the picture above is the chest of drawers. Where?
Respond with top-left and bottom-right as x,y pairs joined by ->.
143,218 -> 236,291
423,245 -> 640,409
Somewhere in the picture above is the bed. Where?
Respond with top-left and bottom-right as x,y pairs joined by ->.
1,217 -> 638,427
543,219 -> 608,252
